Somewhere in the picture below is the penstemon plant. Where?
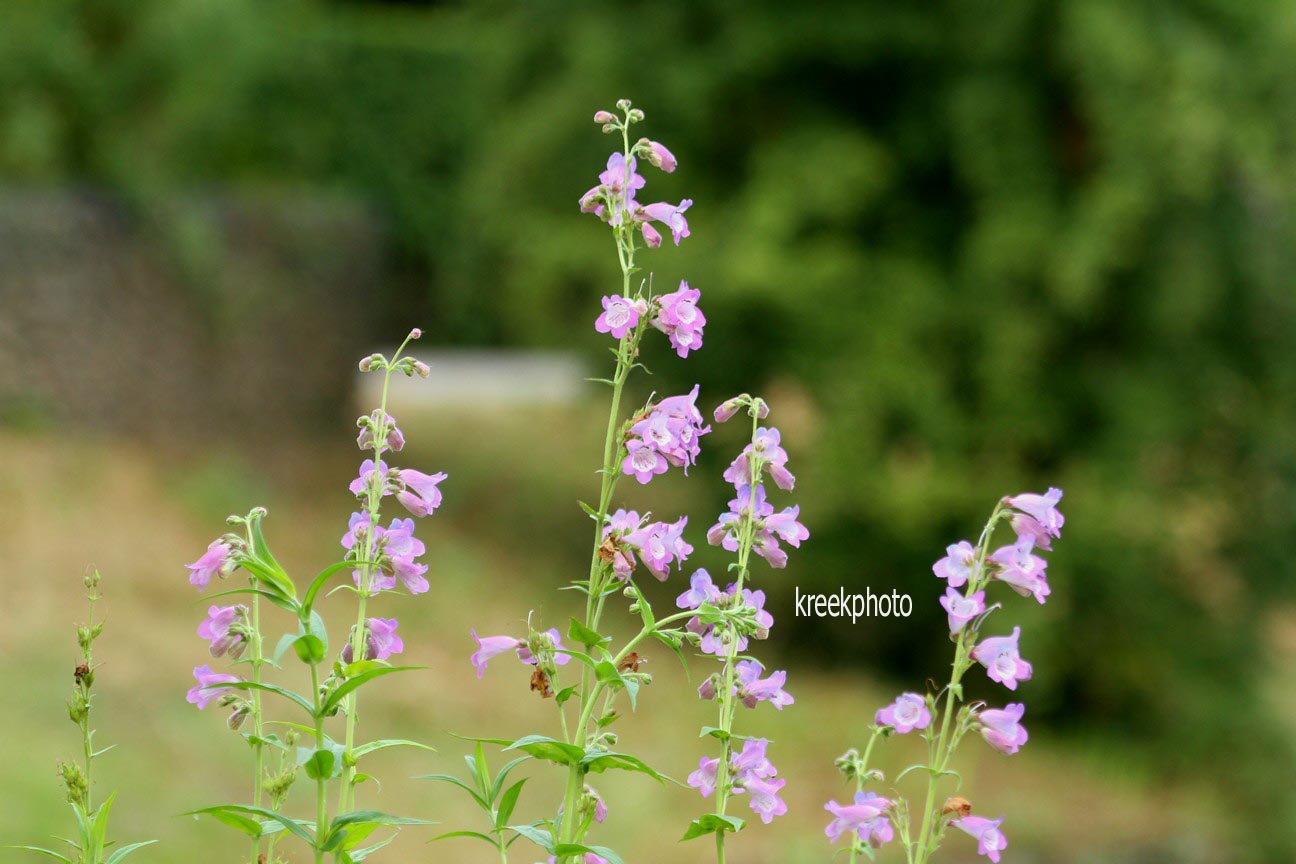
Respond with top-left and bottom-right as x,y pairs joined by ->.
436,100 -> 805,864
823,490 -> 1065,863
182,331 -> 444,863
684,397 -> 805,862
6,571 -> 155,864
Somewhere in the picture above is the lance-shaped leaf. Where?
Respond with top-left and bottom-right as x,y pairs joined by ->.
580,750 -> 670,782
187,805 -> 315,845
322,811 -> 434,853
320,666 -> 423,716
503,735 -> 585,767
224,680 -> 315,715
680,813 -> 745,841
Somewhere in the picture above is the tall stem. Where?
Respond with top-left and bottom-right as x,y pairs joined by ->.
311,662 -> 327,864
80,588 -> 97,813
341,336 -> 409,812
249,588 -> 265,863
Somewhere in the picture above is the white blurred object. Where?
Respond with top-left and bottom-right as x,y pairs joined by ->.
355,349 -> 588,409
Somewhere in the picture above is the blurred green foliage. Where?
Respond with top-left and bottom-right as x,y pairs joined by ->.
3,0 -> 1296,858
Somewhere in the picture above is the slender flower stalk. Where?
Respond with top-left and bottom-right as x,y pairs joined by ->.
825,490 -> 1064,864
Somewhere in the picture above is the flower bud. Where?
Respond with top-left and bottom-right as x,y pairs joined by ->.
409,327 -> 422,339
601,124 -> 617,134
594,110 -> 616,124
628,109 -> 644,123
413,360 -> 431,378
714,395 -> 747,423
616,98 -> 632,112
697,674 -> 719,700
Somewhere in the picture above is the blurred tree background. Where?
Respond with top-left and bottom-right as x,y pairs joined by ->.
3,0 -> 1295,860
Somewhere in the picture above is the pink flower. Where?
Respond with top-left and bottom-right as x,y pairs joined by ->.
186,540 -> 233,591
641,221 -> 662,248
740,774 -> 788,824
989,538 -> 1050,603
933,540 -> 977,588
1006,487 -> 1064,539
349,459 -> 391,498
197,605 -> 247,658
687,756 -> 720,797
723,426 -> 794,490
187,664 -> 240,710
396,469 -> 447,517
469,631 -> 523,679
380,517 -> 429,594
640,199 -> 692,245
875,692 -> 931,733
356,411 -> 404,454
622,439 -> 668,484
978,703 -> 1029,755
940,587 -> 986,634
594,294 -> 640,339
824,791 -> 894,846
623,516 -> 692,580
640,139 -> 677,172
952,815 -> 1008,862
651,281 -> 706,358
971,627 -> 1033,690
735,660 -> 794,709
342,617 -> 405,663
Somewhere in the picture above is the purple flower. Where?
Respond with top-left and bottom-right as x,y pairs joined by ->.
989,538 -> 1050,604
187,664 -> 240,710
1010,511 -> 1053,551
593,793 -> 608,823
952,815 -> 1008,863
640,139 -> 677,172
186,540 -> 233,591
349,459 -> 391,498
714,397 -> 744,424
971,626 -> 1033,690
875,692 -> 932,733
622,439 -> 669,484
341,511 -> 370,552
342,617 -> 405,663
594,294 -> 641,339
723,427 -> 794,490
824,791 -> 894,846
940,587 -> 986,634
676,568 -> 722,609
735,660 -> 794,709
708,485 -> 808,569
651,281 -> 706,358
730,738 -> 777,784
978,703 -> 1029,755
356,411 -> 404,454
580,153 -> 646,227
623,517 -> 691,580
740,774 -> 788,824
379,517 -> 429,594
197,605 -> 247,658
641,221 -> 662,248
1006,487 -> 1064,539
640,199 -> 692,245
933,540 -> 977,588
470,631 -> 523,678
688,756 -> 720,797
396,469 -> 447,518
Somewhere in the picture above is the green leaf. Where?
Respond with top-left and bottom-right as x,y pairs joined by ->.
249,515 -> 295,599
431,830 -> 498,846
580,750 -> 669,782
555,685 -> 578,705
104,841 -> 157,864
652,630 -> 692,679
1,847 -> 74,863
224,680 -> 315,715
293,634 -> 326,665
489,755 -> 531,802
506,823 -> 554,853
554,843 -> 624,864
503,735 -> 585,766
320,666 -> 422,716
323,811 -> 434,852
495,778 -> 526,827
352,739 -> 435,759
568,617 -> 607,647
302,561 -> 373,617
414,774 -> 488,810
188,805 -> 314,846
346,835 -> 395,861
680,813 -> 745,841
203,587 -> 300,614
270,633 -> 298,667
303,748 -> 336,780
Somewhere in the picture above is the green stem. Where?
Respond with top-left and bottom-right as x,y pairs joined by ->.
848,730 -> 883,864
81,590 -> 96,814
311,662 -> 327,864
250,588 -> 265,864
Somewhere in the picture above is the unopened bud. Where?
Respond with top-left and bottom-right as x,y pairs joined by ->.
601,124 -> 617,134
409,327 -> 422,340
615,98 -> 632,112
413,360 -> 430,378
627,109 -> 644,123
714,395 -> 747,424
594,110 -> 616,124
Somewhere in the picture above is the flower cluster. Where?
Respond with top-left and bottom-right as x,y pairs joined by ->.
579,145 -> 690,248
825,489 -> 1065,864
676,569 -> 773,657
600,509 -> 692,580
688,738 -> 788,824
469,627 -> 572,680
824,791 -> 895,849
621,386 -> 711,483
183,332 -> 443,863
707,483 -> 808,568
